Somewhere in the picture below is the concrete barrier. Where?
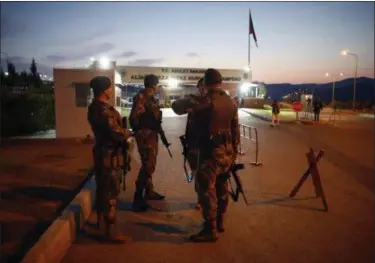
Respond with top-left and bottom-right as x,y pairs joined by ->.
21,178 -> 96,263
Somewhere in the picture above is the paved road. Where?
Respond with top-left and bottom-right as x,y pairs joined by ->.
62,109 -> 374,263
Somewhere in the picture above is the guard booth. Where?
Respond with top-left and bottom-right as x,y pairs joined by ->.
53,68 -> 121,138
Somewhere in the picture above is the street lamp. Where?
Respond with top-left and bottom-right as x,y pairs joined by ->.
325,72 -> 344,106
341,50 -> 358,110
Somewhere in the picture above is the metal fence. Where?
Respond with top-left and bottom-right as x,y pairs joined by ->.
238,124 -> 262,166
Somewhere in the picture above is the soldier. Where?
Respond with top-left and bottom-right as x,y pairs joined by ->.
87,76 -> 133,243
185,78 -> 206,210
129,74 -> 165,212
189,68 -> 240,242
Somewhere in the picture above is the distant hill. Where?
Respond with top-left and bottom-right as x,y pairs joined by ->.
265,77 -> 375,104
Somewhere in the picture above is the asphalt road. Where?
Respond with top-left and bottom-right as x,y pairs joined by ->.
62,109 -> 374,263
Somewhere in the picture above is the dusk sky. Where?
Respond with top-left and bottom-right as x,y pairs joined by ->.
1,1 -> 374,84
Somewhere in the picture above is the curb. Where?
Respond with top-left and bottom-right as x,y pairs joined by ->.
240,109 -> 297,124
20,138 -> 136,263
21,177 -> 97,263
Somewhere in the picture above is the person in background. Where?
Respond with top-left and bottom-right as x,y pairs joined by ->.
271,100 -> 280,127
313,98 -> 323,122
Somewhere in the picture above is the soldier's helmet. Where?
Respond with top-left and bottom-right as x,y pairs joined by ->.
203,68 -> 222,86
89,76 -> 112,95
144,74 -> 159,88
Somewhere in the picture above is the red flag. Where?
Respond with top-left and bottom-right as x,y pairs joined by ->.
249,10 -> 258,48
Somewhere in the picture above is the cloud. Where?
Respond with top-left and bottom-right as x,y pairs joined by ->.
45,42 -> 116,64
186,52 -> 200,58
0,16 -> 27,39
53,28 -> 116,47
128,58 -> 164,66
119,51 -> 137,58
1,56 -> 52,76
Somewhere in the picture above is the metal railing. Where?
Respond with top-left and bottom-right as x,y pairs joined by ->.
238,124 -> 262,166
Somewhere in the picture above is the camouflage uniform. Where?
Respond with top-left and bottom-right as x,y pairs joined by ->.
87,76 -> 132,243
190,69 -> 240,243
184,79 -> 206,209
129,74 -> 165,212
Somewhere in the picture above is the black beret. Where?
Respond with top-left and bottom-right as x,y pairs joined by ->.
203,68 -> 222,86
144,74 -> 159,88
89,76 -> 111,95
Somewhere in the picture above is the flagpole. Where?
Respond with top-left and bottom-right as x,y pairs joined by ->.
248,9 -> 251,82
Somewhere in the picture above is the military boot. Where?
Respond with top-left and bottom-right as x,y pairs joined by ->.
105,223 -> 130,244
217,214 -> 225,233
145,187 -> 165,201
190,221 -> 218,243
132,191 -> 150,212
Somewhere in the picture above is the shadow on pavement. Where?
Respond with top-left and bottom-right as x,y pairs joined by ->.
249,194 -> 327,212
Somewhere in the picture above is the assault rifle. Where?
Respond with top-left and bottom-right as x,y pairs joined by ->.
228,163 -> 249,206
154,110 -> 172,158
179,135 -> 194,183
120,116 -> 132,191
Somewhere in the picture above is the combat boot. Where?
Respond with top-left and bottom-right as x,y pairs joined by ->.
145,188 -> 165,201
217,214 -> 225,233
105,223 -> 130,244
132,191 -> 150,212
190,221 -> 218,243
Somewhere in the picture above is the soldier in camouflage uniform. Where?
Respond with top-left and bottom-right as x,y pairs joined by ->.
185,78 -> 206,210
129,74 -> 165,212
87,76 -> 133,243
188,68 -> 240,242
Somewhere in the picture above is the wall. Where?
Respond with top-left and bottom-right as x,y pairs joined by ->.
54,68 -> 115,138
117,65 -> 244,85
114,70 -> 122,111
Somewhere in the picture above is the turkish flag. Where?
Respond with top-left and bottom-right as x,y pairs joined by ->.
249,10 -> 258,48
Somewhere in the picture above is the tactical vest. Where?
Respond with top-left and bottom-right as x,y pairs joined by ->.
208,87 -> 236,136
130,92 -> 160,131
197,88 -> 236,159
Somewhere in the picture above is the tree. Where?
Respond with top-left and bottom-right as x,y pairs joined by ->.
30,58 -> 38,78
29,58 -> 41,88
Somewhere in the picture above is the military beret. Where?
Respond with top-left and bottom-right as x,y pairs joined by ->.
89,76 -> 112,95
144,74 -> 159,88
203,68 -> 222,86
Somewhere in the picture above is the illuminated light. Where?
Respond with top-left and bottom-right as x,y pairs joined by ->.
244,66 -> 250,73
167,78 -> 178,88
99,57 -> 110,69
4,72 -> 9,76
325,73 -> 329,77
341,50 -> 348,56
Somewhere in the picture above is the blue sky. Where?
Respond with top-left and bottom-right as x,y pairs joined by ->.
0,1 -> 374,84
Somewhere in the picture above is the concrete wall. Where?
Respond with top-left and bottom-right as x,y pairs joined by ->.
54,68 -> 115,138
117,66 -> 243,84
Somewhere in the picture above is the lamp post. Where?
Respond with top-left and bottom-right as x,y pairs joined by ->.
0,52 -> 9,147
325,72 -> 344,107
341,50 -> 358,110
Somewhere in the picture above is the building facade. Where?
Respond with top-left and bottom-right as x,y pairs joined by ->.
53,64 -> 266,138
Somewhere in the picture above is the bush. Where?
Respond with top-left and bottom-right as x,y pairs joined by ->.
1,92 -> 55,137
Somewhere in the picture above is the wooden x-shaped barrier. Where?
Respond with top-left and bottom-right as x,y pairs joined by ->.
289,148 -> 328,212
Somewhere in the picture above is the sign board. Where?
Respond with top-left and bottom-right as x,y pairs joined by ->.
292,101 -> 303,112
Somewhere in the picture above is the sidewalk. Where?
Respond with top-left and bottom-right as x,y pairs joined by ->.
240,108 -> 297,123
62,114 -> 374,263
